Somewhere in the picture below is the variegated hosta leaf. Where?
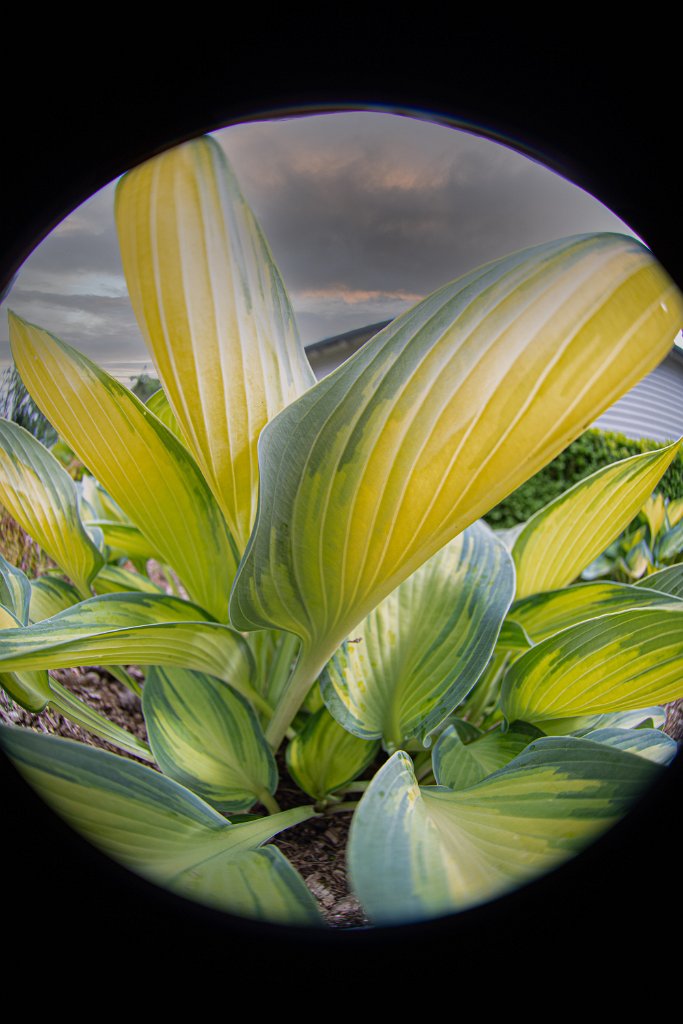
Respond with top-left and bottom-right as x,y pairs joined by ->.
0,552 -> 30,624
29,576 -> 81,622
91,564 -> 163,596
246,629 -> 302,717
321,523 -> 515,749
348,740 -> 661,924
85,520 -> 164,564
656,519 -> 683,561
115,137 -> 315,552
142,666 -> 277,814
636,564 -> 683,598
0,604 -> 51,711
47,678 -> 154,761
510,579 -> 680,643
0,418 -> 103,596
501,604 -> 683,726
0,592 -> 271,716
538,705 -> 667,737
286,707 -> 380,801
8,313 -> 237,621
0,726 -> 321,925
583,726 -> 677,765
231,233 -> 683,747
511,442 -> 681,599
80,475 -> 127,524
431,720 -> 543,790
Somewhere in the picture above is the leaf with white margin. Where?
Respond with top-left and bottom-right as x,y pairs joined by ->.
583,726 -> 677,765
636,564 -> 683,599
512,442 -> 681,599
501,604 -> 683,726
115,137 -> 315,552
286,706 -> 380,801
510,579 -> 679,643
230,233 -> 683,748
0,552 -> 31,624
321,523 -> 515,749
8,313 -> 237,621
539,705 -> 666,737
431,720 -> 543,790
0,418 -> 103,597
0,592 -> 271,718
348,740 -> 660,924
0,725 -> 321,925
142,666 -> 277,814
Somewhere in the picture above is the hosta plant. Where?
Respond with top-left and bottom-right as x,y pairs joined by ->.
1,135 -> 683,928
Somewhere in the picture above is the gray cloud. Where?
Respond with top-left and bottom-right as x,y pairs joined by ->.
2,111 -> 635,370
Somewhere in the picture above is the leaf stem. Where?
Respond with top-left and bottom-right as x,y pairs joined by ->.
265,648 -> 323,750
256,789 -> 282,815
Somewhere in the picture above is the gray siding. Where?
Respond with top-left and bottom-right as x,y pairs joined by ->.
592,350 -> 683,442
306,324 -> 683,444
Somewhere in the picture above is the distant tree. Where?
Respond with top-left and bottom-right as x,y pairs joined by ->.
129,372 -> 160,403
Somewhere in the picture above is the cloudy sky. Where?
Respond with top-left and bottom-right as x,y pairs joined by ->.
0,109 -> 656,382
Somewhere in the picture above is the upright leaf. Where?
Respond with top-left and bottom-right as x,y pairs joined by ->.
285,706 -> 380,801
511,442 -> 681,599
8,313 -> 237,621
230,233 -> 683,745
0,419 -> 103,596
115,137 -> 315,551
321,523 -> 515,748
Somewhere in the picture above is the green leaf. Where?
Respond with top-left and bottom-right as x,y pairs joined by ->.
656,519 -> 683,561
115,137 -> 315,552
537,705 -> 667,737
145,389 -> 184,442
431,721 -> 543,790
348,740 -> 661,924
245,629 -> 302,718
91,564 -> 163,596
29,576 -> 81,622
142,666 -> 277,814
636,564 -> 683,598
47,678 -> 154,761
511,442 -> 681,598
8,313 -> 238,621
583,726 -> 677,765
0,552 -> 31,624
501,604 -> 683,726
0,592 -> 271,717
321,523 -> 515,749
0,604 -> 51,711
230,233 -> 683,747
286,706 -> 380,801
85,520 -> 164,563
510,580 -> 679,643
0,418 -> 103,596
0,725 -> 321,925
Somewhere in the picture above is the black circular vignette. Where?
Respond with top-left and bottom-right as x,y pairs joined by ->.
2,31 -> 680,986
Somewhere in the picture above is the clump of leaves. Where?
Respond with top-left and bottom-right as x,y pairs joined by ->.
1,136 -> 682,928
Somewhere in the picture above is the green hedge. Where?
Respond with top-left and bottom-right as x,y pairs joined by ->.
484,429 -> 683,529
